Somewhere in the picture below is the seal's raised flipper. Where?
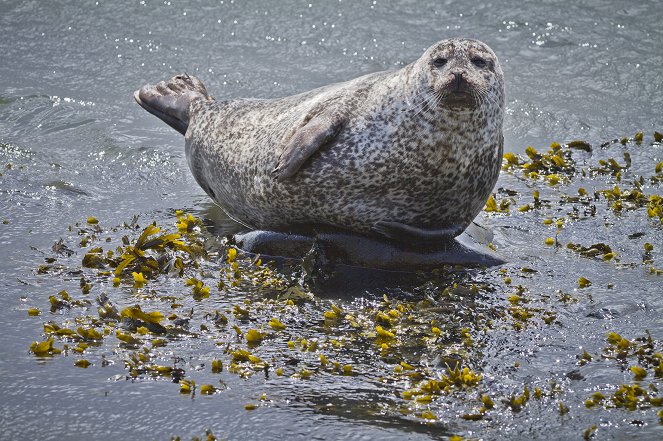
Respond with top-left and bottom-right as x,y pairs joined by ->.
134,74 -> 211,135
273,114 -> 345,180
372,221 -> 465,245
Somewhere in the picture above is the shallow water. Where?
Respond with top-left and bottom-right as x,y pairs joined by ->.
1,1 -> 662,440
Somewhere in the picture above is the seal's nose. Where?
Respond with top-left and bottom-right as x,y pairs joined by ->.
452,71 -> 466,92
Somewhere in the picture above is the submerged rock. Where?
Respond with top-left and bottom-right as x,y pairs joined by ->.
233,222 -> 505,272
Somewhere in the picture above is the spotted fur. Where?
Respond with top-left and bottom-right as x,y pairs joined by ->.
181,38 -> 504,236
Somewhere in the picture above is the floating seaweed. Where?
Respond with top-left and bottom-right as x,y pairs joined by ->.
25,133 -> 663,437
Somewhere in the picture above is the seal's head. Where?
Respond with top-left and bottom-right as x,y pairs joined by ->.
417,38 -> 504,111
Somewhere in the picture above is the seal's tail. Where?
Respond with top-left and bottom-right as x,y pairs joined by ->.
134,74 -> 211,135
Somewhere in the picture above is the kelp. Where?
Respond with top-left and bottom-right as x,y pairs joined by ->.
26,131 -> 663,435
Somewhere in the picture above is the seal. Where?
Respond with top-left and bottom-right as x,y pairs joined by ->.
135,37 -> 504,246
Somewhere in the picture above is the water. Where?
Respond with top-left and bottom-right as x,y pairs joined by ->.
1,1 -> 662,440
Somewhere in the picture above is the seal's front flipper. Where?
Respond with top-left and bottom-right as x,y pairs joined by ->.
273,114 -> 345,180
134,74 -> 211,135
372,221 -> 464,245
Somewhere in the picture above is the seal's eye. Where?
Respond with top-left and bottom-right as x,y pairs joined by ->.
471,57 -> 488,68
432,57 -> 447,67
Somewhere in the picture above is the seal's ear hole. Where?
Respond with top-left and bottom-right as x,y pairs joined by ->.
432,57 -> 447,68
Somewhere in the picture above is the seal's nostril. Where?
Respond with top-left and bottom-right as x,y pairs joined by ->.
452,72 -> 464,91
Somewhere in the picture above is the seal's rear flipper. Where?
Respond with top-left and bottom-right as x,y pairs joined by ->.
134,74 -> 211,135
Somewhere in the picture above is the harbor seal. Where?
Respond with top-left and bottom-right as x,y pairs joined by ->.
135,38 -> 504,246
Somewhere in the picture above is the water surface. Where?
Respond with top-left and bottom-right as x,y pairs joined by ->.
1,1 -> 662,440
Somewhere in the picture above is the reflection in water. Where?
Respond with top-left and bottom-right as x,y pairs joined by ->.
196,200 -> 248,237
